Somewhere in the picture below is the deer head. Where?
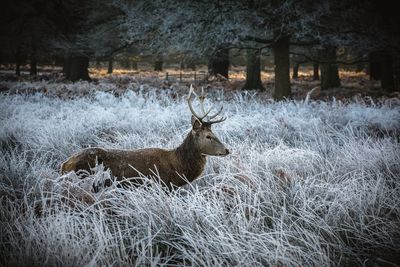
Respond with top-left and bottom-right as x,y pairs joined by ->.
187,85 -> 230,157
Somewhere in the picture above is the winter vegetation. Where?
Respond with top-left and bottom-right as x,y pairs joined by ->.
1,77 -> 400,266
1,0 -> 400,266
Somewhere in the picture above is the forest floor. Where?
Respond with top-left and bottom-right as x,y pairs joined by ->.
0,68 -> 400,266
1,66 -> 399,102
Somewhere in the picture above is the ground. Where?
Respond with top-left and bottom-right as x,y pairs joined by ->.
0,68 -> 400,266
1,65 -> 399,102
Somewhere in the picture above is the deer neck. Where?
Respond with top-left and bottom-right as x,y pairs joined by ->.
174,131 -> 206,181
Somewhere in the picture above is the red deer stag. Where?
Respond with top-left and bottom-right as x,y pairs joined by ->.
61,85 -> 229,190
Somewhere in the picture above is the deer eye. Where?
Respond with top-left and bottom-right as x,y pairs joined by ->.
206,135 -> 212,140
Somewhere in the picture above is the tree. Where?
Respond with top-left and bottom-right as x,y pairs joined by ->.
313,63 -> 319,80
369,52 -> 381,80
319,46 -> 340,90
0,0 -> 54,76
243,49 -> 264,90
115,0 -> 336,96
292,62 -> 300,79
154,55 -> 163,71
49,0 -> 96,81
319,1 -> 400,92
95,0 -> 400,94
273,36 -> 291,99
64,54 -> 90,81
291,55 -> 307,79
107,56 -> 113,74
84,0 -> 129,76
365,2 -> 400,91
208,48 -> 229,79
380,52 -> 395,92
29,44 -> 37,76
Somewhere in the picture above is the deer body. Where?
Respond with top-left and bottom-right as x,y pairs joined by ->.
61,132 -> 209,188
61,85 -> 229,189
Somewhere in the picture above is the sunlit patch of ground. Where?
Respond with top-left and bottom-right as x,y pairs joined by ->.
1,65 -> 398,103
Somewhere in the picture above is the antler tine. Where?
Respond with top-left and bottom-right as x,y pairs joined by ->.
199,87 -> 208,98
189,84 -> 198,98
198,87 -> 208,115
207,106 -> 223,120
187,84 -> 212,121
208,116 -> 226,124
187,85 -> 225,123
187,85 -> 203,120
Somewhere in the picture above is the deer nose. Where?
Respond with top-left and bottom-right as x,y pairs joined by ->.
225,148 -> 230,155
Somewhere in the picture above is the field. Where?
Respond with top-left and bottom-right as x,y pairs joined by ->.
1,72 -> 400,266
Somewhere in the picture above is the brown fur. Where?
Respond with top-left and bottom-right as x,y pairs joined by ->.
61,121 -> 228,190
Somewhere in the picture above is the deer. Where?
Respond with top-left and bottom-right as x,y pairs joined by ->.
60,85 -> 230,190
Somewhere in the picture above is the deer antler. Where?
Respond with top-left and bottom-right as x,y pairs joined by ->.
187,84 -> 226,125
187,85 -> 208,120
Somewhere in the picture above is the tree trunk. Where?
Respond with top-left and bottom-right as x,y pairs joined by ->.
261,59 -> 267,71
15,62 -> 21,76
30,45 -> 37,76
63,54 -> 71,75
381,52 -> 394,92
15,48 -> 21,76
242,49 -> 264,90
95,58 -> 101,69
273,36 -> 291,100
394,55 -> 400,91
107,56 -> 113,74
154,59 -> 163,71
131,60 -> 138,70
313,63 -> 319,80
292,62 -> 299,79
16,63 -> 20,76
187,61 -> 196,71
64,55 -> 90,82
121,57 -> 131,70
369,51 -> 381,80
320,46 -> 340,90
208,48 -> 229,79
54,55 -> 64,67
355,63 -> 365,73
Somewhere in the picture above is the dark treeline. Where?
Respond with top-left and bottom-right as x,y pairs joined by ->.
0,0 -> 399,99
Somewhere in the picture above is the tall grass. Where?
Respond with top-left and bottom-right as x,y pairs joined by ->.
0,86 -> 399,266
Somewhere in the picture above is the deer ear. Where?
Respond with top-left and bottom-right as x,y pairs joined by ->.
191,115 -> 202,131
